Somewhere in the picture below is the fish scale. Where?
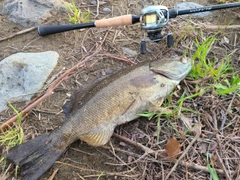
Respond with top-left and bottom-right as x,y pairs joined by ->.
5,56 -> 191,180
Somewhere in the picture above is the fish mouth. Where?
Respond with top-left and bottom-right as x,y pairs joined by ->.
150,61 -> 192,80
151,69 -> 171,79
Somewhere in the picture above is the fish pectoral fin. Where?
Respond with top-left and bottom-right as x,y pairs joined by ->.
148,98 -> 164,112
80,129 -> 114,146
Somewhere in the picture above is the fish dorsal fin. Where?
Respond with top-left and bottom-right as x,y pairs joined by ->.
63,61 -> 152,118
79,128 -> 114,146
63,75 -> 109,117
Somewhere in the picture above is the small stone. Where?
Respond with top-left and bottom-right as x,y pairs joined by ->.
0,51 -> 59,112
91,1 -> 96,5
102,7 -> 111,13
122,47 -> 138,57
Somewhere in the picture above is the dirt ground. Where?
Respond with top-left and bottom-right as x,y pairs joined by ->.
0,0 -> 240,180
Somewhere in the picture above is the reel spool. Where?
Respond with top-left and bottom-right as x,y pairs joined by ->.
140,5 -> 174,54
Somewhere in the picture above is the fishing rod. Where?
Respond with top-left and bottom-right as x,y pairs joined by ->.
38,2 -> 240,54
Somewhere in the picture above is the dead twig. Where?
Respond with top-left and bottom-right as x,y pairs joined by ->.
177,160 -> 234,175
0,164 -> 11,180
216,151 -> 231,180
230,164 -> 240,179
95,0 -> 100,18
0,27 -> 36,42
220,93 -> 236,130
47,169 -> 59,180
113,133 -> 155,154
77,173 -> 85,180
100,53 -> 136,64
200,24 -> 240,30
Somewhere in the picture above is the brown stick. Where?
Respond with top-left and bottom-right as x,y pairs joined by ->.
100,53 -> 136,64
200,24 -> 240,30
0,27 -> 36,42
216,150 -> 231,180
113,133 -> 155,154
177,160 -> 233,175
47,169 -> 59,180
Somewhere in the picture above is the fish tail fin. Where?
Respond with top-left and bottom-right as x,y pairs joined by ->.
4,134 -> 65,180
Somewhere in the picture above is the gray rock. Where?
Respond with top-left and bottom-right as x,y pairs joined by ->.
102,7 -> 111,13
2,0 -> 66,27
176,2 -> 212,18
91,1 -> 96,5
0,51 -> 59,112
122,47 -> 138,57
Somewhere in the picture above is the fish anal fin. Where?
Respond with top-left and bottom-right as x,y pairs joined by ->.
80,129 -> 114,146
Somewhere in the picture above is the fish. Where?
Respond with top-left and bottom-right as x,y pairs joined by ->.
4,56 -> 191,180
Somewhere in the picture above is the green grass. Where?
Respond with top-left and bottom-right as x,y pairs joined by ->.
0,102 -> 24,173
206,152 -> 219,180
0,102 -> 23,148
62,0 -> 90,24
97,171 -> 104,180
189,31 -> 239,96
213,74 -> 240,95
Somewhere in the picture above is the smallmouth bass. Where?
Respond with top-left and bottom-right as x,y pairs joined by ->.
4,56 -> 191,180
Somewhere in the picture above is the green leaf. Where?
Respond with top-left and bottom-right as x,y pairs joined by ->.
213,83 -> 228,90
231,75 -> 240,85
206,153 -> 219,180
216,85 -> 240,95
138,112 -> 156,118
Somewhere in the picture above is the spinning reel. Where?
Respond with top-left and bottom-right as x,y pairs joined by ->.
140,5 -> 173,54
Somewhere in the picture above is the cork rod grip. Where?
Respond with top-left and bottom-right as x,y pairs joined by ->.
95,14 -> 133,28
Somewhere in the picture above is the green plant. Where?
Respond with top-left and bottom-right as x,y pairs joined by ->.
206,152 -> 219,180
0,102 -> 23,175
97,171 -> 104,180
189,31 -> 235,82
189,35 -> 218,80
213,74 -> 240,95
0,102 -> 23,148
188,31 -> 239,97
62,0 -> 90,24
